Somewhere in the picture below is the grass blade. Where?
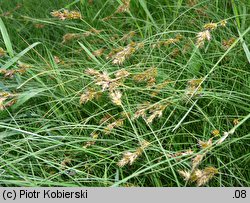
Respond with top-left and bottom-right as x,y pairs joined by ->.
0,18 -> 14,57
1,42 -> 41,70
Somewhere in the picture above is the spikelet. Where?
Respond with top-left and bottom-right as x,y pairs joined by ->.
192,154 -> 204,170
211,129 -> 220,137
92,48 -> 106,57
170,149 -> 194,159
198,138 -> 213,149
115,69 -> 130,78
0,92 -> 16,110
146,103 -> 168,124
233,119 -> 239,126
133,102 -> 150,120
99,114 -> 114,124
102,0 -> 131,21
0,62 -> 31,78
83,132 -> 99,148
61,157 -> 72,168
120,31 -> 136,41
151,80 -> 171,96
104,118 -> 124,134
62,33 -> 81,43
178,170 -> 191,181
0,47 -> 5,57
109,90 -> 122,106
117,139 -> 150,167
83,28 -> 103,37
51,9 -> 82,20
133,67 -> 158,86
53,56 -> 61,64
203,23 -> 218,30
85,68 -> 100,76
110,42 -> 137,65
85,68 -> 130,106
185,78 -> 203,98
80,88 -> 100,104
222,37 -> 235,50
34,23 -> 45,29
217,132 -> 227,145
115,0 -> 131,13
196,30 -> 211,47
153,34 -> 183,48
219,20 -> 227,27
192,167 -> 218,186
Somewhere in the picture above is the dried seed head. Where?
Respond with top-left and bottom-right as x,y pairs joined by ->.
192,154 -> 204,169
115,0 -> 131,14
198,138 -> 213,149
195,167 -> 218,186
203,23 -> 218,30
115,69 -> 130,78
51,9 -> 82,20
109,90 -> 122,106
219,20 -> 227,27
92,48 -> 106,57
117,139 -> 150,167
120,31 -> 136,41
222,37 -> 235,50
233,119 -> 239,126
0,47 -> 5,57
211,129 -> 220,137
83,132 -> 99,148
178,170 -> 191,181
196,30 -> 211,47
80,88 -> 99,104
105,119 -> 124,134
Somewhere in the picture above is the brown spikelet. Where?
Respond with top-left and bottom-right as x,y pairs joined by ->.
222,37 -> 235,50
109,90 -> 122,106
51,9 -> 82,20
233,119 -> 239,126
117,139 -> 150,167
178,170 -> 191,181
133,67 -> 157,86
0,47 -> 5,57
211,129 -> 220,137
104,118 -> 124,134
203,23 -> 218,30
83,132 -> 99,148
92,48 -> 106,57
80,88 -> 100,104
192,154 -> 204,170
196,30 -> 211,48
185,78 -> 203,98
198,138 -> 213,149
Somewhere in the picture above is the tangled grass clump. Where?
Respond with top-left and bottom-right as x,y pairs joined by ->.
0,0 -> 249,187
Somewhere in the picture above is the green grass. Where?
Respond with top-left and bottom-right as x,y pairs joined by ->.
0,0 -> 249,187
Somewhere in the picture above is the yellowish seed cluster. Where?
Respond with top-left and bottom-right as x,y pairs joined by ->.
0,92 -> 17,110
0,61 -> 32,78
133,67 -> 158,87
185,78 -> 203,98
117,140 -> 150,167
133,101 -> 169,124
196,20 -> 227,48
107,42 -> 143,65
0,47 -> 6,57
51,9 -> 82,20
82,68 -> 130,106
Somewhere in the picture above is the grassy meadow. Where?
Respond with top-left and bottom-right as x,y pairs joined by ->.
0,0 -> 249,187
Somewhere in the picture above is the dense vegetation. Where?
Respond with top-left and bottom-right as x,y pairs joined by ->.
0,0 -> 249,186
